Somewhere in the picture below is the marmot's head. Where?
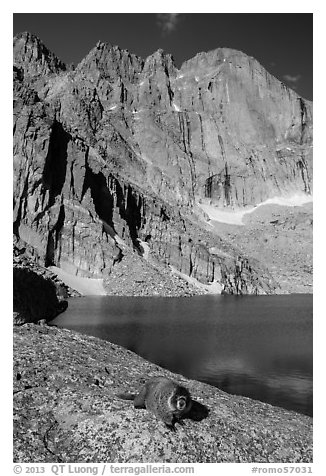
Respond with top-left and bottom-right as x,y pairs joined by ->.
170,386 -> 192,415
176,395 -> 188,411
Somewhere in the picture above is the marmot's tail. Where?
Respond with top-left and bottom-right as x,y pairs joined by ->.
116,393 -> 136,401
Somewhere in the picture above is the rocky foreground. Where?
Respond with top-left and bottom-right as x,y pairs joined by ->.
13,324 -> 313,463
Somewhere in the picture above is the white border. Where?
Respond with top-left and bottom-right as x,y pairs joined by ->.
3,3 -> 322,474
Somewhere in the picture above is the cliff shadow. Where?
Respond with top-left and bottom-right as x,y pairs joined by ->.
82,165 -> 143,252
42,120 -> 70,205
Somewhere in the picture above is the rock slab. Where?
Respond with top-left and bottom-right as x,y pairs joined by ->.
13,324 -> 313,463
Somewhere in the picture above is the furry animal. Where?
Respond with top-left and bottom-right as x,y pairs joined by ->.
117,376 -> 192,429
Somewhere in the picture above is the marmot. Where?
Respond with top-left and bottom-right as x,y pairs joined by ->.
117,376 -> 192,429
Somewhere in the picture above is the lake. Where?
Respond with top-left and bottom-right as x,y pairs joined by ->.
50,294 -> 313,416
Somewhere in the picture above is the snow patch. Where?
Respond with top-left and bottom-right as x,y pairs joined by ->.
197,193 -> 313,226
198,203 -> 247,225
132,109 -> 144,115
113,234 -> 125,246
49,266 -> 107,296
257,194 -> 313,208
169,265 -> 222,294
225,82 -> 230,103
138,239 -> 150,260
172,102 -> 181,112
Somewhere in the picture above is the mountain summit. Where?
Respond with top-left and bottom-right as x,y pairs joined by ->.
14,31 -> 67,76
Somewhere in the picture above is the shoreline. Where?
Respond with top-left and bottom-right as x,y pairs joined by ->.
50,294 -> 312,418
49,266 -> 312,298
50,267 -> 313,298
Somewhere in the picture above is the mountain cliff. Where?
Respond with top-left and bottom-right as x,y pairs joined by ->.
13,32 -> 313,294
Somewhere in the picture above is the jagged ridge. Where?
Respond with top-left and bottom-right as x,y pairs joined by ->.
12,33 -> 313,294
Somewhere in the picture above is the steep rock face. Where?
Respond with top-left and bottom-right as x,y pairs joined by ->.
174,49 -> 312,205
13,33 -> 312,293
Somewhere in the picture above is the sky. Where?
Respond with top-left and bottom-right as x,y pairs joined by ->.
13,13 -> 313,100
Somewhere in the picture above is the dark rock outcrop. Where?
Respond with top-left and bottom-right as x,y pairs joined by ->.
13,33 -> 312,294
13,267 -> 67,325
13,243 -> 73,324
13,324 -> 313,463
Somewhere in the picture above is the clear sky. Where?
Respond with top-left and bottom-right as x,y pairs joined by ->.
13,13 -> 312,100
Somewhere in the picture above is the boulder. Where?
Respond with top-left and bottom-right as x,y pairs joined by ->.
13,263 -> 68,325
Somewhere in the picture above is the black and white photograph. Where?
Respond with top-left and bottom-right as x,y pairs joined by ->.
11,5 -> 315,469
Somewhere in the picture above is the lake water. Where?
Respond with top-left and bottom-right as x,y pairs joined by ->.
50,294 -> 313,416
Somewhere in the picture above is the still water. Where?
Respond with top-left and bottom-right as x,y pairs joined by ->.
50,294 -> 313,416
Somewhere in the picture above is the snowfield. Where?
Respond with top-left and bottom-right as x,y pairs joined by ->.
49,266 -> 107,296
197,193 -> 313,226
